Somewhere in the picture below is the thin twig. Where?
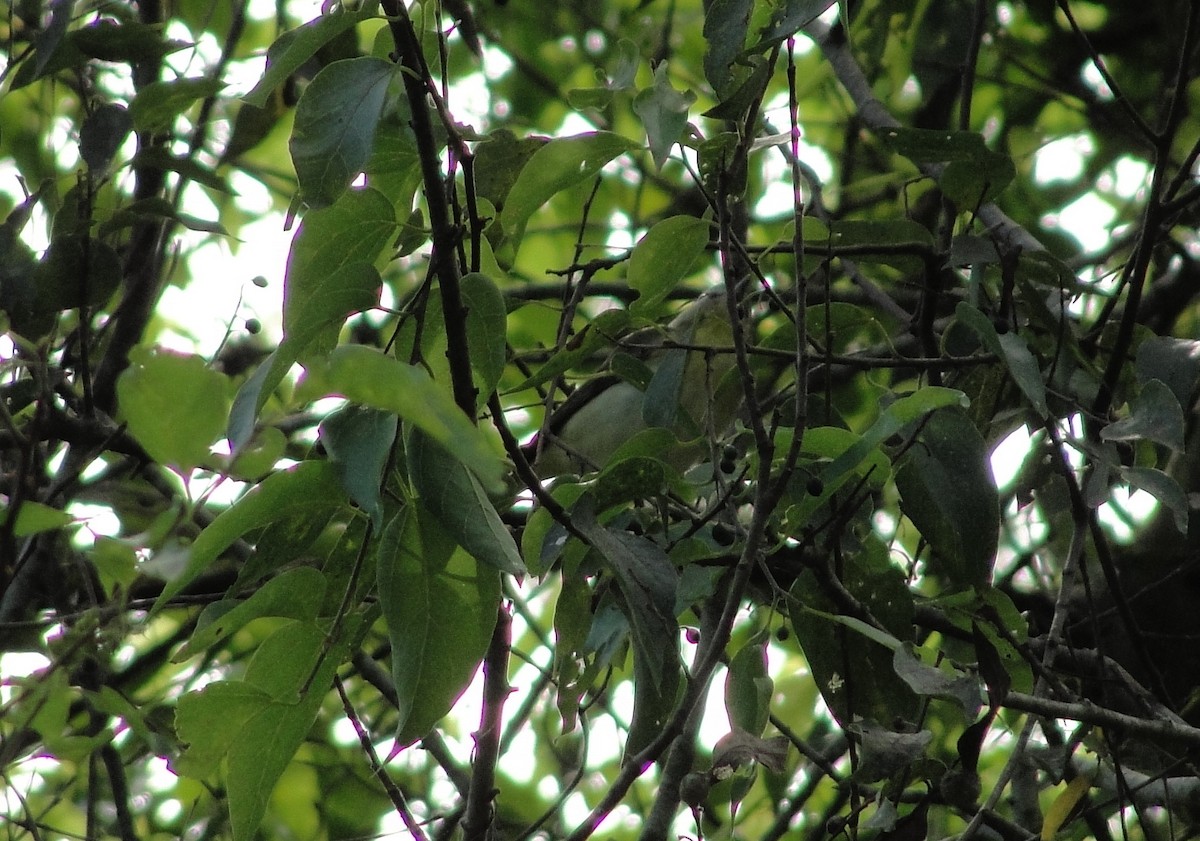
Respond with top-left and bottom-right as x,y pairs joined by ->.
334,677 -> 429,841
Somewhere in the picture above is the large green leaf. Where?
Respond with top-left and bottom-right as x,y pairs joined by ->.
308,344 -> 505,492
460,271 -> 509,396
290,57 -> 395,208
501,132 -> 638,242
117,348 -> 229,472
896,407 -> 1000,588
627,215 -> 711,316
151,462 -> 347,613
174,614 -> 357,841
703,0 -> 753,95
406,428 -> 525,575
320,404 -> 398,527
725,637 -> 772,737
789,537 -> 917,727
242,1 -> 381,108
227,619 -> 355,841
174,682 -> 273,779
376,508 -> 501,747
283,188 -> 393,356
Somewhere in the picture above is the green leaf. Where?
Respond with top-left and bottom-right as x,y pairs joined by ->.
406,428 -> 526,575
633,63 -> 696,171
702,54 -> 772,121
117,348 -> 229,472
788,387 -> 967,526
940,151 -> 1015,207
879,126 -> 993,163
80,103 -> 132,173
151,462 -> 347,613
290,57 -> 395,208
501,132 -> 638,241
312,344 -> 505,493
0,501 -> 73,537
725,638 -> 772,736
753,0 -> 837,48
1119,465 -> 1189,535
849,721 -> 932,783
319,405 -> 397,526
174,682 -> 273,779
233,506 -> 337,591
955,302 -> 1048,417
1101,379 -> 1186,451
821,219 -> 935,271
642,348 -> 688,429
242,1 -> 381,108
892,644 -> 981,713
175,568 -> 328,660
376,508 -> 501,746
895,407 -> 999,588
789,538 -> 917,727
129,77 -> 225,133
71,20 -> 191,63
130,147 -> 233,195
703,0 -> 753,95
230,255 -> 382,451
461,271 -> 508,396
627,216 -> 710,316
1134,337 -> 1200,408
98,197 -> 227,237
228,619 -> 355,841
572,496 -> 680,756
284,188 -> 393,356
24,236 -> 123,337
472,130 -> 546,211
935,588 -> 1033,696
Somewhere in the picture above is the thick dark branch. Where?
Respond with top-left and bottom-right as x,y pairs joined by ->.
463,607 -> 511,841
378,0 -> 477,419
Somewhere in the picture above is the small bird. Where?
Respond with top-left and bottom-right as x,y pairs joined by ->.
524,288 -> 743,478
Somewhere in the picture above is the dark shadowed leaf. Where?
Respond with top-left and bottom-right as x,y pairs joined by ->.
376,508 -> 501,747
1101,378 -> 1186,451
406,427 -> 525,575
849,720 -> 932,783
80,103 -> 132,173
789,537 -> 916,727
895,407 -> 999,588
290,57 -> 395,208
703,0 -> 753,95
633,63 -> 696,171
320,405 -> 397,527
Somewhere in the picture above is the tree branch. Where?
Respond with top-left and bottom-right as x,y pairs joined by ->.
804,19 -> 1046,257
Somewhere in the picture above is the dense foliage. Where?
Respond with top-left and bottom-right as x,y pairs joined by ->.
3,0 -> 1200,839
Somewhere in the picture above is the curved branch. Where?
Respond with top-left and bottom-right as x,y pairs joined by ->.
804,20 -> 1046,257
